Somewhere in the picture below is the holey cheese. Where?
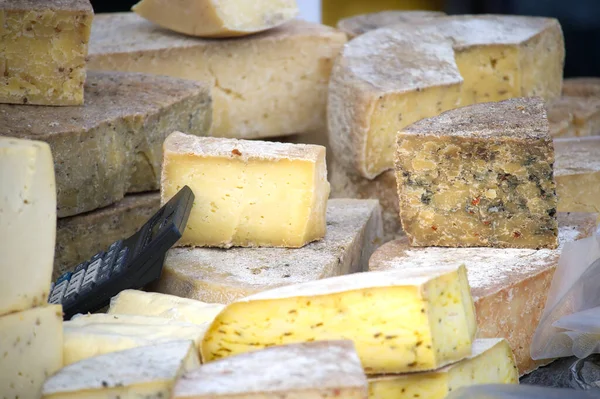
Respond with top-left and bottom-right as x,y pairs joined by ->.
336,10 -> 446,38
328,15 -> 564,178
396,97 -> 558,249
201,265 -> 477,374
88,13 -> 347,139
0,137 -> 56,316
174,341 -> 367,399
369,212 -> 598,375
161,132 -> 329,248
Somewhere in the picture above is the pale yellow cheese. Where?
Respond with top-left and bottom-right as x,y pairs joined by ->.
0,0 -> 93,105
369,339 -> 518,399
547,96 -> 600,137
337,10 -> 445,38
161,132 -> 329,248
201,265 -> 476,374
562,77 -> 600,98
0,137 -> 56,316
133,0 -> 298,38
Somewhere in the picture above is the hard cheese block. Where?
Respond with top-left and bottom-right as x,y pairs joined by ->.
0,305 -> 63,399
153,199 -> 383,304
161,132 -> 330,248
329,15 -> 564,178
201,265 -> 477,374
43,340 -> 200,399
547,96 -> 600,137
562,77 -> 600,98
132,0 -> 298,38
0,0 -> 93,106
369,339 -> 518,399
369,212 -> 598,375
1,71 -> 211,217
337,10 -> 445,38
175,341 -> 367,399
88,14 -> 346,139
0,137 -> 56,316
108,289 -> 225,325
396,97 -> 558,249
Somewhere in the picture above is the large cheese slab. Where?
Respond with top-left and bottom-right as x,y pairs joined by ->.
0,0 -> 93,106
153,199 -> 383,304
336,10 -> 445,38
0,137 -> 56,316
369,212 -> 597,375
329,15 -> 564,178
88,14 -> 346,139
1,71 -> 211,217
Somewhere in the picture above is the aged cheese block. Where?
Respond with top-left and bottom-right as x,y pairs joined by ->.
201,264 -> 477,374
161,132 -> 330,248
88,14 -> 347,139
369,339 -> 518,399
0,137 -> 56,316
329,15 -> 564,178
547,96 -> 600,137
0,0 -> 93,106
0,305 -> 63,399
108,289 -> 225,325
369,212 -> 598,375
547,100 -> 576,138
153,199 -> 383,304
132,0 -> 298,38
562,77 -> 600,98
396,97 -> 558,249
337,10 -> 445,38
1,71 -> 211,217
175,341 -> 367,399
43,340 -> 199,399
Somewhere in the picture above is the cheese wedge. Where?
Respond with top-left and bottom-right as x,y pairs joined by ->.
201,265 -> 476,374
337,10 -> 445,38
174,341 -> 368,399
369,339 -> 518,399
42,340 -> 200,399
108,290 -> 225,325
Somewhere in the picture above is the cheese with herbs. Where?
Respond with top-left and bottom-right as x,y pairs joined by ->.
336,10 -> 445,38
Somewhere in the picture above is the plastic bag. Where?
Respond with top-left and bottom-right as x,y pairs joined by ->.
446,384 -> 599,399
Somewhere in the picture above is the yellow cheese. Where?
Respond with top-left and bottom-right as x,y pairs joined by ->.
161,132 -> 329,248
201,265 -> 476,374
132,0 -> 298,38
0,137 -> 56,316
369,339 -> 518,399
337,10 -> 445,38
88,14 -> 346,139
0,305 -> 63,399
42,340 -> 200,399
108,289 -> 225,325
368,212 -> 597,375
0,0 -> 93,105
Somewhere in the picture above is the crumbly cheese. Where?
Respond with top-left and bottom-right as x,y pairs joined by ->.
88,14 -> 347,139
153,199 -> 383,304
0,137 -> 56,316
0,0 -> 93,106
368,212 -> 597,375
336,10 -> 445,38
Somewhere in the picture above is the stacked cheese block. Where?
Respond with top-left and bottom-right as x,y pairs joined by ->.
547,78 -> 600,137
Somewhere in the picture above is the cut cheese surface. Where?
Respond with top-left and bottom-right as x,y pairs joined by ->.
0,305 -> 63,399
175,341 -> 367,399
42,340 -> 199,399
108,290 -> 225,325
88,14 -> 346,139
369,211 -> 597,375
0,137 -> 56,316
133,0 -> 298,38
161,132 -> 329,248
201,265 -> 476,374
337,10 -> 445,38
0,0 -> 93,106
153,199 -> 383,304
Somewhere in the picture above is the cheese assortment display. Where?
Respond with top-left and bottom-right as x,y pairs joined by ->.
337,10 -> 445,38
0,0 -> 93,106
154,199 -> 383,303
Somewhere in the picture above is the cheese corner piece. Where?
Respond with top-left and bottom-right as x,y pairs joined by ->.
201,265 -> 476,374
132,0 -> 298,38
174,341 -> 367,399
396,97 -> 558,249
337,10 -> 445,38
368,339 -> 518,399
42,340 -> 199,399
161,132 -> 330,248
0,137 -> 56,316
108,289 -> 225,325
0,305 -> 63,399
0,0 -> 93,106
562,77 -> 600,98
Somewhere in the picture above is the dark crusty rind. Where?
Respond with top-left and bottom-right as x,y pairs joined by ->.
1,0 -> 92,12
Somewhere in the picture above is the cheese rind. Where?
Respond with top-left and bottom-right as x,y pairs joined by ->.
0,137 -> 56,316
561,77 -> 600,98
336,10 -> 445,38
547,97 -> 600,137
